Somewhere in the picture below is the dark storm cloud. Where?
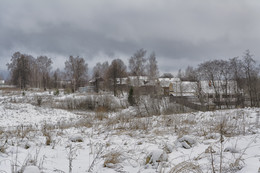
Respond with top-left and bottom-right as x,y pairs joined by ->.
0,0 -> 260,76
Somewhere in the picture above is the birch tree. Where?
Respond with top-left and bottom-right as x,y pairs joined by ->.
242,50 -> 259,107
146,52 -> 159,80
65,56 -> 88,92
36,56 -> 52,90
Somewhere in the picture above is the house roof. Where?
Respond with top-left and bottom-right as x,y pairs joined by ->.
117,76 -> 156,86
169,80 -> 238,96
158,77 -> 181,87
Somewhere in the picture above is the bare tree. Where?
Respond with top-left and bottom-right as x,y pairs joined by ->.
219,60 -> 233,108
129,49 -> 147,91
177,69 -> 184,80
36,56 -> 53,90
129,49 -> 147,76
197,60 -> 223,108
65,56 -> 88,92
146,52 -> 161,96
197,56 -> 259,108
7,52 -> 31,89
242,50 -> 259,107
107,59 -> 127,96
146,52 -> 159,80
28,56 -> 39,88
100,61 -> 109,77
181,66 -> 197,81
52,68 -> 62,89
92,63 -> 102,93
7,52 -> 21,86
92,61 -> 109,93
229,57 -> 245,107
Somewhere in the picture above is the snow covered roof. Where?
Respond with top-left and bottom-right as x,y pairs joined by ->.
158,77 -> 181,87
117,76 -> 155,86
169,80 -> 238,96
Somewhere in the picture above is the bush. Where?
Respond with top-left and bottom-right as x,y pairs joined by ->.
103,151 -> 122,168
64,87 -> 72,94
54,89 -> 59,96
94,106 -> 108,120
36,96 -> 42,106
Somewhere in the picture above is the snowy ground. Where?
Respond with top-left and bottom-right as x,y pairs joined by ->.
0,91 -> 260,173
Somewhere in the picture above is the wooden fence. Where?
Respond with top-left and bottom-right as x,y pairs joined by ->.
170,96 -> 215,112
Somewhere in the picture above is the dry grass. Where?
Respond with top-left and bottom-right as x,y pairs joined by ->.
0,88 -> 22,96
94,106 -> 109,121
13,125 -> 35,140
169,161 -> 202,173
74,118 -> 93,128
42,131 -> 52,146
103,151 -> 122,168
128,118 -> 151,131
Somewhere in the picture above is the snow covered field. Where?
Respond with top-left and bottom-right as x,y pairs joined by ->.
0,91 -> 259,173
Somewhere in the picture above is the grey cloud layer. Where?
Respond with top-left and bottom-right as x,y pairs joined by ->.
0,0 -> 259,74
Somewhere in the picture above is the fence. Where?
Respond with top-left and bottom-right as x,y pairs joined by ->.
170,96 -> 214,112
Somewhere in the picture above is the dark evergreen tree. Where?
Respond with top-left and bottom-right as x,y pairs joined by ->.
128,87 -> 135,106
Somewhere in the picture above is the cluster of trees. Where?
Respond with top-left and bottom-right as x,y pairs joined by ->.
7,52 -> 53,90
6,49 -> 159,96
178,50 -> 260,107
6,49 -> 260,107
7,52 -> 89,91
92,49 -> 159,96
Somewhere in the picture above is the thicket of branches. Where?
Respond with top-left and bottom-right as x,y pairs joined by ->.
178,50 -> 260,107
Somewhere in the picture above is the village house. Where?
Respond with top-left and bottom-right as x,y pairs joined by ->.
88,77 -> 105,93
85,75 -> 243,108
165,79 -> 242,107
116,76 -> 158,95
158,77 -> 181,95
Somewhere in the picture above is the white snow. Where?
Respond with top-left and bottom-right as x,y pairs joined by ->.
0,102 -> 79,128
23,166 -> 41,173
69,134 -> 84,142
176,135 -> 197,149
0,91 -> 259,173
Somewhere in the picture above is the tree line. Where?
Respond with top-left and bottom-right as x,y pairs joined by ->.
6,49 -> 159,95
6,49 -> 260,107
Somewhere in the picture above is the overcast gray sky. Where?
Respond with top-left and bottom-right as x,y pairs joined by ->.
1,0 -> 260,78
